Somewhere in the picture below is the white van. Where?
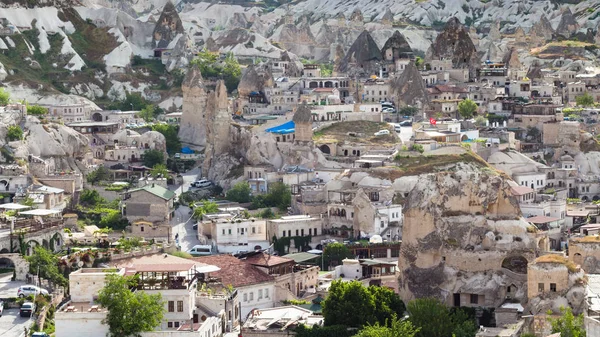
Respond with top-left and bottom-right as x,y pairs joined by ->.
188,245 -> 214,256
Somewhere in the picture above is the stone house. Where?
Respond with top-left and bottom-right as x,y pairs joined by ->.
130,220 -> 172,242
568,236 -> 600,273
193,255 -> 276,320
200,217 -> 269,254
121,184 -> 175,223
527,254 -> 580,300
27,184 -> 66,210
42,103 -> 90,123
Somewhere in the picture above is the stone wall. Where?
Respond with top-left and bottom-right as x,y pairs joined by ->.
124,190 -> 170,223
527,262 -> 569,299
568,238 -> 600,273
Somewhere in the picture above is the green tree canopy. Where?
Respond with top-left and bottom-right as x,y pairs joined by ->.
142,149 -> 165,168
27,105 -> 48,116
27,246 -> 67,287
191,50 -> 241,93
549,307 -> 586,337
193,200 -> 220,220
323,280 -> 377,327
108,92 -> 148,111
86,166 -> 111,185
80,189 -> 105,207
151,124 -> 181,155
407,298 -> 476,337
575,92 -> 594,107
6,125 -> 23,141
322,242 -> 353,269
354,315 -> 420,337
138,105 -> 156,122
0,88 -> 9,106
457,99 -> 477,119
226,182 -> 252,203
264,182 -> 291,209
150,164 -> 169,178
398,106 -> 419,116
97,273 -> 165,337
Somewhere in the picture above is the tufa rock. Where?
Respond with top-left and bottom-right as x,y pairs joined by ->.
488,22 -> 501,41
426,17 -> 478,79
530,15 -> 554,44
381,30 -> 414,61
179,64 -> 208,148
381,8 -> 394,25
503,47 -> 522,70
279,51 -> 304,77
336,30 -> 383,75
390,61 -> 429,108
152,1 -> 184,49
237,64 -> 274,98
350,8 -> 364,23
556,8 -> 579,38
202,80 -> 232,175
293,104 -> 313,143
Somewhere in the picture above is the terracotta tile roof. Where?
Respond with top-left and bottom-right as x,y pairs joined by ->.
192,255 -> 274,287
526,215 -> 560,224
243,252 -> 294,267
511,185 -> 535,196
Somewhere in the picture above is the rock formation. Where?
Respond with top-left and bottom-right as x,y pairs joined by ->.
152,1 -> 184,49
503,47 -> 522,70
279,51 -> 303,77
381,8 -> 394,26
556,8 -> 579,38
398,163 -> 538,306
179,64 -> 208,148
293,104 -> 312,143
237,64 -> 274,98
530,15 -> 554,45
390,61 -> 429,108
336,30 -> 383,76
484,42 -> 503,62
489,22 -> 501,41
425,17 -> 478,79
202,80 -> 232,176
349,8 -> 364,24
381,30 -> 413,60
513,27 -> 527,46
469,26 -> 480,48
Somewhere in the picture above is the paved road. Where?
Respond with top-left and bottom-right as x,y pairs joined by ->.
398,126 -> 413,144
0,275 -> 25,299
170,167 -> 202,252
0,309 -> 33,337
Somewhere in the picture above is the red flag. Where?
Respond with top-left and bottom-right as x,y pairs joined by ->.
429,118 -> 437,125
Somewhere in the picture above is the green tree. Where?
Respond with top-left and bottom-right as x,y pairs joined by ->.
549,307 -> 586,337
192,200 -> 219,220
407,298 -> 454,337
97,273 -> 164,337
149,164 -> 169,178
80,190 -> 104,207
225,182 -> 252,203
87,166 -> 110,185
355,315 -> 420,337
21,196 -> 35,207
474,115 -> 487,127
0,88 -> 10,106
320,63 -> 334,77
457,99 -> 477,119
370,285 -> 406,325
142,149 -> 165,167
27,246 -> 67,287
323,280 -> 376,327
222,52 -> 242,93
322,243 -> 353,270
138,105 -> 156,122
575,92 -> 594,107
27,105 -> 48,116
264,182 -> 291,209
6,125 -> 23,141
191,50 -> 241,93
415,57 -> 424,69
398,106 -> 419,116
151,124 -> 181,155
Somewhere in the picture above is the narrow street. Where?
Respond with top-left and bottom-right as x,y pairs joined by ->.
169,167 -> 202,252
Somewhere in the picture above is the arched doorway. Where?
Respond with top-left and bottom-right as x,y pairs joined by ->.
92,112 -> 103,122
0,257 -> 15,273
0,180 -> 9,192
594,195 -> 600,202
319,144 -> 331,154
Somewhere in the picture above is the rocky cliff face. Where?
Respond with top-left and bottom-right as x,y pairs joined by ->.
237,64 -> 274,98
152,1 -> 184,49
390,61 -> 429,108
529,15 -> 554,46
202,80 -> 232,176
398,163 -> 537,306
179,64 -> 208,148
337,30 -> 383,76
425,17 -> 478,78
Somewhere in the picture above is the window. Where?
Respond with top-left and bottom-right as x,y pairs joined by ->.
301,229 -> 304,236
243,293 -> 248,302
168,322 -> 173,328
168,301 -> 174,312
174,322 -> 180,328
538,283 -> 544,293
252,227 -> 256,234
228,229 -> 232,235
265,288 -> 269,298
177,301 -> 183,312
222,229 -> 225,235
550,283 -> 557,292
249,292 -> 254,301
282,231 -> 286,237
315,228 -> 318,236
381,221 -> 385,228
296,229 -> 299,236
470,294 -> 478,304
258,289 -> 263,299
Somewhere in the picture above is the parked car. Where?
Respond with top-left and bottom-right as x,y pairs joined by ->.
399,121 -> 412,127
32,333 -> 50,337
17,285 -> 48,298
20,302 -> 34,317
374,130 -> 390,136
191,179 -> 212,188
188,245 -> 214,256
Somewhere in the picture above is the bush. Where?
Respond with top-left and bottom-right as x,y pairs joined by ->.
27,105 -> 48,116
6,125 -> 23,141
411,144 -> 424,153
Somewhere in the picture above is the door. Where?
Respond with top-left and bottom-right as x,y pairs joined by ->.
453,293 -> 461,307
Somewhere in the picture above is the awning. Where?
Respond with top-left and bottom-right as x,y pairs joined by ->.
19,209 -> 61,216
265,121 -> 295,135
568,211 -> 589,217
0,203 -> 30,210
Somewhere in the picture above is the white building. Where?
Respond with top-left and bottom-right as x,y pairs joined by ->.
43,103 -> 90,123
201,217 -> 270,254
513,172 -> 546,191
267,215 -> 322,240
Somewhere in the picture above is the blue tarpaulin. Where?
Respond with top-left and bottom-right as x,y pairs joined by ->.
265,121 -> 295,135
181,147 -> 194,154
